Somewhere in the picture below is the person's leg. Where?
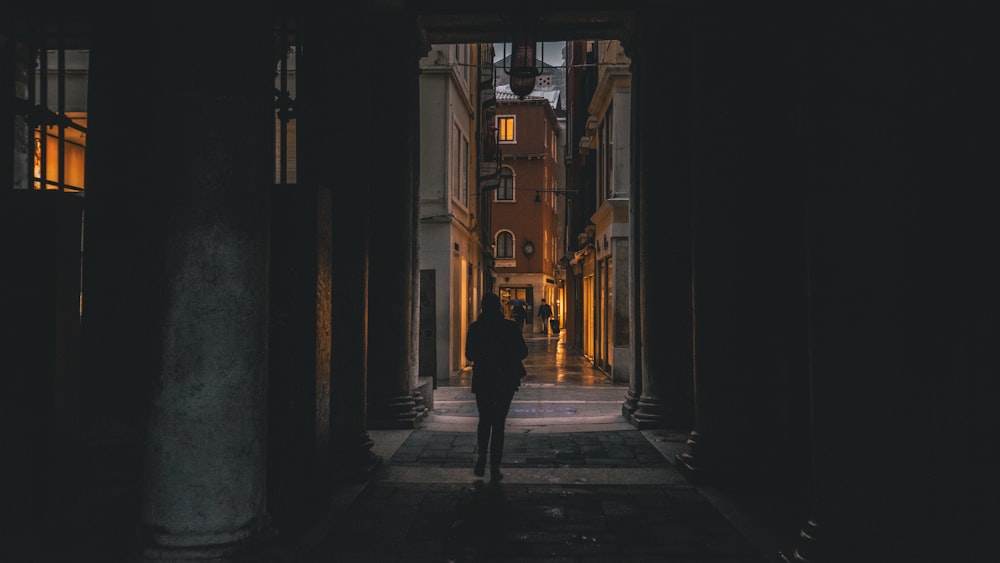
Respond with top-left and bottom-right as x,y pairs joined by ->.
489,390 -> 517,481
490,410 -> 504,469
474,394 -> 491,476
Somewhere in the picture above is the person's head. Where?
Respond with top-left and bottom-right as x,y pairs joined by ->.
481,293 -> 503,315
541,298 -> 546,303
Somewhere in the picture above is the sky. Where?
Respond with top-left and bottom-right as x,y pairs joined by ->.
493,42 -> 566,68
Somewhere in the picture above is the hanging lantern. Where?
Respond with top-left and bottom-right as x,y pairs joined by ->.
508,41 -> 540,98
504,16 -> 541,99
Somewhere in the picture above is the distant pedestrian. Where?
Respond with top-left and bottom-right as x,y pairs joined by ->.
466,293 -> 529,482
537,298 -> 553,334
510,302 -> 526,330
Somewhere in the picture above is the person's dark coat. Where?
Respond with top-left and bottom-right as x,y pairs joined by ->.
466,300 -> 529,396
511,304 -> 526,325
538,302 -> 552,320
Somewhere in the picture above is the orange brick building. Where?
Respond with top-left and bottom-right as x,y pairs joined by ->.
491,88 -> 564,331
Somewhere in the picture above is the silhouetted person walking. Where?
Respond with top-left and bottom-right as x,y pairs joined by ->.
510,301 -> 526,332
466,293 -> 529,482
537,298 -> 553,334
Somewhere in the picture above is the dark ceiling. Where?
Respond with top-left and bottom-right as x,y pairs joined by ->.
417,10 -> 634,44
2,5 -> 639,50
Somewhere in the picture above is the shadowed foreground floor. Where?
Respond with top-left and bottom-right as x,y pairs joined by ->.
286,334 -> 804,562
299,480 -> 768,562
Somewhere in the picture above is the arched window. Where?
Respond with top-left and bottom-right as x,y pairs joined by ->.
497,166 -> 514,201
495,231 -> 514,259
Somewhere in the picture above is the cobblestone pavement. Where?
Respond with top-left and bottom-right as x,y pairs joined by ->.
289,334 -> 802,562
297,482 -> 769,562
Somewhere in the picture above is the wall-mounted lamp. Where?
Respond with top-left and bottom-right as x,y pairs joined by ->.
533,189 -> 579,204
503,16 -> 542,99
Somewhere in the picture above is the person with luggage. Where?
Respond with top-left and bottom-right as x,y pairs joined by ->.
537,298 -> 553,335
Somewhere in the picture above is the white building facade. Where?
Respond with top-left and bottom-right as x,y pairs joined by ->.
580,40 -> 632,382
417,43 -> 492,386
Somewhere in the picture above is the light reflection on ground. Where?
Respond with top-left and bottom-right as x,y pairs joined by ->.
448,333 -> 615,388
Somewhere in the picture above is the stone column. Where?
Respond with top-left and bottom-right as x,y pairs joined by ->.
267,180 -> 333,534
72,21 -> 159,545
676,3 -> 811,496
299,13 -> 381,479
783,5 -> 992,561
627,5 -> 696,430
0,27 -> 13,192
139,17 -> 276,557
365,12 -> 427,430
4,191 -> 82,520
264,21 -> 342,533
409,72 -> 431,417
622,41 -> 642,418
610,236 -> 630,384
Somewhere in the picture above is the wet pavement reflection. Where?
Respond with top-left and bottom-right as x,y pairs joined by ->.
447,332 -> 616,388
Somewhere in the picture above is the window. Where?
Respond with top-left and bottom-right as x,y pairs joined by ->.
459,133 -> 469,206
22,48 -> 89,193
495,231 -> 514,259
34,113 -> 87,191
451,122 -> 469,208
606,104 -> 614,198
597,109 -> 614,205
497,115 -> 515,143
274,21 -> 298,185
497,167 -> 514,201
455,44 -> 470,87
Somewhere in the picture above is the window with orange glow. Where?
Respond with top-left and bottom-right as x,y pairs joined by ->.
33,113 -> 87,192
24,46 -> 89,193
497,115 -> 515,142
274,117 -> 297,184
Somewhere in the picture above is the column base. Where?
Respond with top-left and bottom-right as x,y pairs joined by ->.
367,393 -> 427,430
621,389 -> 640,419
779,518 -> 824,563
330,451 -> 383,483
628,395 -> 681,429
412,376 -> 434,413
779,516 -> 933,562
141,521 -> 278,562
675,429 -> 714,484
330,433 -> 383,483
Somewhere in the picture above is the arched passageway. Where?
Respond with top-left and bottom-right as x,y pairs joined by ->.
2,5 -> 990,561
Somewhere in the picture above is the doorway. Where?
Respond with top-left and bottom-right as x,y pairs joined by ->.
499,285 -> 533,327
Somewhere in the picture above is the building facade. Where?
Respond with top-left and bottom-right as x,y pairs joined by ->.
417,42 -> 493,389
577,39 -> 632,381
491,89 -> 565,334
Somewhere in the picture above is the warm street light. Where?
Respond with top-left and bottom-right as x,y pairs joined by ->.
533,189 -> 578,204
